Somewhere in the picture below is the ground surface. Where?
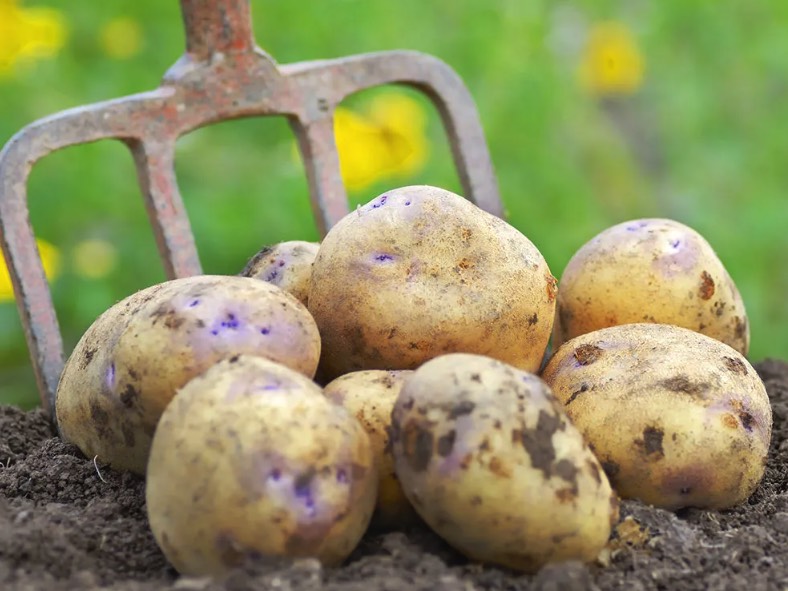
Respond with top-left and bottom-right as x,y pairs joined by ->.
1,359 -> 787,591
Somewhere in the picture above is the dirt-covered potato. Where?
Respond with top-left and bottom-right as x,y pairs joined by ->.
308,185 -> 557,382
553,218 -> 749,355
541,323 -> 772,510
323,369 -> 419,529
146,355 -> 377,576
56,275 -> 321,475
240,240 -> 320,308
390,353 -> 619,573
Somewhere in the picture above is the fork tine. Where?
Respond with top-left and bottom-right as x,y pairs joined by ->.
127,139 -> 202,278
290,116 -> 350,235
0,156 -> 63,418
282,51 -> 503,217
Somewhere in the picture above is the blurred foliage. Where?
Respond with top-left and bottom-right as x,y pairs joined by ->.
1,0 -> 786,409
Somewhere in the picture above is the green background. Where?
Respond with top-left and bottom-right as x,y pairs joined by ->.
1,0 -> 786,409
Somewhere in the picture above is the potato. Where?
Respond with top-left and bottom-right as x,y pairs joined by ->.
56,275 -> 321,475
390,353 -> 619,573
308,185 -> 557,382
541,323 -> 772,510
553,218 -> 749,355
323,369 -> 419,529
240,240 -> 320,308
146,355 -> 377,576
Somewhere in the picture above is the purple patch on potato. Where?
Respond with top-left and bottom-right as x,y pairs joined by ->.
249,379 -> 282,393
371,195 -> 388,209
105,363 -> 116,389
294,474 -> 317,517
651,232 -> 700,277
374,253 -> 395,262
626,221 -> 649,231
221,313 -> 240,329
211,313 -> 242,335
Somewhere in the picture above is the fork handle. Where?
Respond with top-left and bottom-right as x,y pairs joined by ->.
180,0 -> 255,59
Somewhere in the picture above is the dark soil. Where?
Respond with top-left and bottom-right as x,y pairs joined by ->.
2,359 -> 788,591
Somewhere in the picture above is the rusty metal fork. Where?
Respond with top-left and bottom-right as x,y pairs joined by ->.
0,0 -> 503,422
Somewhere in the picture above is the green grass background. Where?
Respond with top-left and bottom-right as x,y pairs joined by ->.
1,0 -> 786,409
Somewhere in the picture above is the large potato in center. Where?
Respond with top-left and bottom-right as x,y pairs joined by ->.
308,186 -> 556,381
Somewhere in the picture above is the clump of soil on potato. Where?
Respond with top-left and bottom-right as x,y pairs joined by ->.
2,359 -> 788,591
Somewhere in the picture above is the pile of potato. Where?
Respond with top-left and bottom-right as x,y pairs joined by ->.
54,185 -> 771,577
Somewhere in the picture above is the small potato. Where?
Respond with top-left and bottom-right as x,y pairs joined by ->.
541,323 -> 772,510
390,353 -> 618,573
553,218 -> 750,355
323,370 -> 419,529
56,275 -> 321,474
309,185 -> 557,382
240,240 -> 320,308
146,355 -> 377,576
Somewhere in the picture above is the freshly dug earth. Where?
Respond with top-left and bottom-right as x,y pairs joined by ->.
1,359 -> 787,591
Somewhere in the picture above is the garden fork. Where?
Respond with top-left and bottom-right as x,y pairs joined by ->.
0,0 -> 503,422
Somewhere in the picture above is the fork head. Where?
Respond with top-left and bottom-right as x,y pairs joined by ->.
0,0 -> 502,420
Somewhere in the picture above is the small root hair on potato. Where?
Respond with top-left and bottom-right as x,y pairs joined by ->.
93,455 -> 108,484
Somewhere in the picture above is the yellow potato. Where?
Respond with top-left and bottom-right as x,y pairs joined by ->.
56,275 -> 321,474
146,355 -> 377,576
323,369 -> 419,529
541,323 -> 771,510
390,353 -> 619,573
240,240 -> 320,308
309,185 -> 557,382
553,218 -> 750,355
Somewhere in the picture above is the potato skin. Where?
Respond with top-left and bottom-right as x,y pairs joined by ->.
240,240 -> 320,308
553,218 -> 749,355
56,275 -> 321,474
146,355 -> 377,576
541,323 -> 772,510
390,353 -> 618,573
323,369 -> 419,529
55,280 -> 184,462
308,185 -> 557,381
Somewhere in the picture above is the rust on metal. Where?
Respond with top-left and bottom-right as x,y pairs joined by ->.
0,0 -> 503,422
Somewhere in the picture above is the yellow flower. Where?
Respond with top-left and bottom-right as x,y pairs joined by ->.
0,238 -> 61,303
0,0 -> 67,76
99,17 -> 143,60
579,21 -> 644,96
71,239 -> 118,279
294,92 -> 430,192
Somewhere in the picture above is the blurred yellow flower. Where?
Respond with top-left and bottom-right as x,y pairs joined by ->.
99,17 -> 143,60
72,239 -> 118,279
579,21 -> 644,96
0,0 -> 66,75
0,239 -> 61,302
312,92 -> 429,192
